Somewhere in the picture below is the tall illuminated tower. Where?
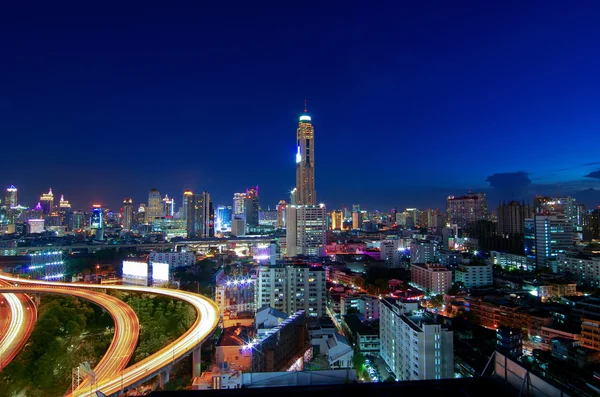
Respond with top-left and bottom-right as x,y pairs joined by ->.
122,198 -> 133,230
295,101 -> 316,205
147,188 -> 162,223
39,188 -> 54,215
4,185 -> 17,208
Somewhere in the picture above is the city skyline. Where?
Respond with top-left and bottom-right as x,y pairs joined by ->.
2,3 -> 600,211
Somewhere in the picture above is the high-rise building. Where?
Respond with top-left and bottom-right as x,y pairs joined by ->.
410,263 -> 452,295
182,190 -> 193,221
286,204 -> 326,257
39,188 -> 54,215
351,204 -> 362,230
162,194 -> 174,217
4,185 -> 17,208
331,210 -> 343,230
187,191 -> 214,238
122,198 -> 133,230
446,193 -> 488,230
256,264 -> 326,317
244,186 -> 259,227
58,194 -> 72,228
531,214 -> 573,270
233,192 -> 246,219
258,208 -> 277,228
276,200 -> 287,229
90,205 -> 104,241
136,204 -> 147,225
147,189 -> 162,223
497,201 -> 534,235
216,205 -> 233,232
294,102 -> 316,205
380,298 -> 454,381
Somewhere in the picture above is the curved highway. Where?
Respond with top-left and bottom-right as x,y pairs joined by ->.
0,274 -> 220,397
0,286 -> 139,394
0,280 -> 36,372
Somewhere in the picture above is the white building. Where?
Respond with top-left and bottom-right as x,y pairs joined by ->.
531,214 -> 574,270
311,333 -> 353,369
149,251 -> 195,268
556,252 -> 600,289
489,251 -> 533,271
231,218 -> 246,237
256,264 -> 326,317
410,263 -> 452,295
340,294 -> 379,320
380,298 -> 454,381
286,204 -> 326,257
381,237 -> 400,268
454,263 -> 493,288
410,240 -> 437,264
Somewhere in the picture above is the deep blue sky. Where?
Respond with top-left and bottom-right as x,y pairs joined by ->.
2,1 -> 600,213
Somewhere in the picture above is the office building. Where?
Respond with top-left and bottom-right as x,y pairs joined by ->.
381,236 -> 400,268
294,102 -> 316,205
259,208 -> 278,228
4,185 -> 17,208
136,204 -> 146,225
216,205 -> 233,232
256,264 -> 326,317
530,214 -> 573,270
410,263 -> 452,295
122,198 -> 133,230
276,200 -> 287,229
90,205 -> 104,241
147,188 -> 162,223
330,210 -> 343,230
191,192 -> 214,238
233,192 -> 246,218
39,188 -> 54,215
28,218 -> 45,234
380,298 -> 454,381
57,194 -> 72,228
286,204 -> 326,257
162,194 -> 174,217
454,263 -> 493,288
182,190 -> 193,221
153,218 -> 187,240
446,193 -> 488,229
244,186 -> 259,227
497,201 -> 533,235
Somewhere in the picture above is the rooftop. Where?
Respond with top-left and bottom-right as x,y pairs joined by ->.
150,376 -> 518,397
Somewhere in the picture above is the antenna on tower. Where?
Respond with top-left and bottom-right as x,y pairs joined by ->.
304,100 -> 307,113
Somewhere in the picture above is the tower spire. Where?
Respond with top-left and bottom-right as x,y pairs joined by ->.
304,100 -> 307,113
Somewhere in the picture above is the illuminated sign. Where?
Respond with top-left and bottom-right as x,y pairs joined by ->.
152,262 -> 169,284
296,146 -> 301,163
299,115 -> 311,121
122,261 -> 148,278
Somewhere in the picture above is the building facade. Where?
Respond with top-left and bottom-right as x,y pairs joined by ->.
410,263 -> 452,295
454,263 -> 493,288
286,204 -> 326,257
295,103 -> 316,205
256,264 -> 326,317
380,298 -> 454,381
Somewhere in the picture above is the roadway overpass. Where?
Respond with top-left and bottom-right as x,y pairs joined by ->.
0,274 -> 220,397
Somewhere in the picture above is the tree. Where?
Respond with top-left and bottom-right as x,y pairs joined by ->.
429,294 -> 445,309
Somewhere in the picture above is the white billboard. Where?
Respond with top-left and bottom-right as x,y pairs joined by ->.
122,261 -> 148,286
152,262 -> 169,284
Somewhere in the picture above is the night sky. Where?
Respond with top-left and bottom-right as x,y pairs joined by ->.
2,1 -> 600,213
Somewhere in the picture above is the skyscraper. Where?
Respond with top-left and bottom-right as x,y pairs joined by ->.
4,185 -> 17,208
182,190 -> 193,221
58,194 -> 72,227
186,191 -> 214,238
233,192 -> 246,219
215,205 -> 232,232
287,103 -> 326,257
90,205 -> 104,241
162,194 -> 174,217
39,188 -> 54,215
295,102 -> 316,205
276,200 -> 287,229
147,189 -> 162,223
243,186 -> 259,227
497,201 -> 533,235
532,214 -> 573,270
122,198 -> 133,230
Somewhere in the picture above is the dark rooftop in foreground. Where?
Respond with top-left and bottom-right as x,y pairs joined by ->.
149,376 -> 518,397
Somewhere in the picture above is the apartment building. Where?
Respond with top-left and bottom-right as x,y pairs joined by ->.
380,298 -> 454,381
410,263 -> 452,295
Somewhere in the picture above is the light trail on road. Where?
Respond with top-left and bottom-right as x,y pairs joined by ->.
0,274 -> 220,397
0,280 -> 36,372
0,286 -> 139,394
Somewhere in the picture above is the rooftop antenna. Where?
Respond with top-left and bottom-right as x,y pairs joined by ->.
304,100 -> 307,113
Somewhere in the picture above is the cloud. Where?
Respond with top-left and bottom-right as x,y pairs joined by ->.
485,171 -> 532,202
584,162 -> 600,166
584,170 -> 600,179
573,188 -> 600,208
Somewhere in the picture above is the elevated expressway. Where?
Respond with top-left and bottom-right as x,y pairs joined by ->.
0,280 -> 37,372
0,274 -> 220,397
